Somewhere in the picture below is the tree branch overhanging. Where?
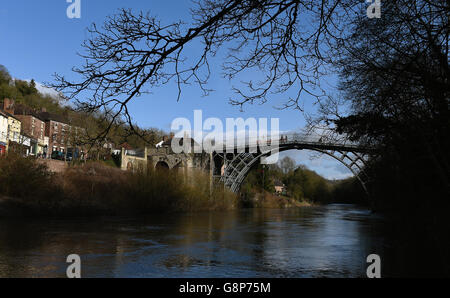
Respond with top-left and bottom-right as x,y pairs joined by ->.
51,0 -> 352,144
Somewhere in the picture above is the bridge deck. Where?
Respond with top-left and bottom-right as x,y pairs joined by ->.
214,135 -> 375,154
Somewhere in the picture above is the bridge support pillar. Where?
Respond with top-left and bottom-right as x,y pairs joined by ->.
209,152 -> 213,198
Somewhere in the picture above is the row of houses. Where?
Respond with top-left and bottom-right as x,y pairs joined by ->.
0,98 -> 83,158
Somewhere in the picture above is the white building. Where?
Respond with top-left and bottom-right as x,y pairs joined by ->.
0,110 -> 8,154
19,134 -> 32,156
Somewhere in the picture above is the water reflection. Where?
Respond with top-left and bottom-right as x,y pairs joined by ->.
0,204 -> 386,277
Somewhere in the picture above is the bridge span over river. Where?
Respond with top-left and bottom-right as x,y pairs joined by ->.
121,133 -> 376,195
211,133 -> 376,194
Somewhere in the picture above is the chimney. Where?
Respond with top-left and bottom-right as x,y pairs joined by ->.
3,98 -> 14,114
41,107 -> 47,113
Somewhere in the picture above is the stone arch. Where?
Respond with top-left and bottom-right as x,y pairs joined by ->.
155,160 -> 170,170
137,161 -> 145,172
127,161 -> 133,171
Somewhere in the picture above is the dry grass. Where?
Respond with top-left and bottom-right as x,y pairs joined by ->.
243,188 -> 314,209
0,155 -> 237,216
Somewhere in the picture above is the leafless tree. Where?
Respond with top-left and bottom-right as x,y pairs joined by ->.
51,0 -> 363,143
280,156 -> 296,174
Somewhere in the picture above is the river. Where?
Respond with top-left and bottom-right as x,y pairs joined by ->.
0,204 -> 388,278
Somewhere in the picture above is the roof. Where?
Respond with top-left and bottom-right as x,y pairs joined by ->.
274,180 -> 284,187
37,111 -> 69,124
118,142 -> 133,150
0,109 -> 21,122
0,109 -> 8,118
13,104 -> 44,120
162,137 -> 200,148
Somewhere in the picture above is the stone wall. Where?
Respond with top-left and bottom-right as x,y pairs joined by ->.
120,147 -> 148,172
37,159 -> 68,173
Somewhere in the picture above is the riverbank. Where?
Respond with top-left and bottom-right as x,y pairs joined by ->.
0,188 -> 314,218
0,155 -> 319,218
0,193 -> 314,218
0,155 -> 238,217
0,196 -> 313,218
243,191 -> 315,209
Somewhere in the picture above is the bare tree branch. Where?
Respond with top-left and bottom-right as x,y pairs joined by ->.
50,0 -> 355,144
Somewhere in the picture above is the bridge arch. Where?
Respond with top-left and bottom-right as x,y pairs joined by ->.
155,160 -> 170,170
216,146 -> 372,196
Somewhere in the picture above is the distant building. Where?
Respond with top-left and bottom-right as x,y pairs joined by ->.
18,133 -> 33,156
2,99 -> 22,152
117,142 -> 133,153
103,140 -> 115,150
274,180 -> 285,195
0,109 -> 8,154
1,98 -> 88,158
37,109 -> 71,154
12,103 -> 47,156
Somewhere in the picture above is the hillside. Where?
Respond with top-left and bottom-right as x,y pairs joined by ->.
240,156 -> 367,206
0,65 -> 164,150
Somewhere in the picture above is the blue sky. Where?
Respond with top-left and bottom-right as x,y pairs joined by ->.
0,0 -> 352,179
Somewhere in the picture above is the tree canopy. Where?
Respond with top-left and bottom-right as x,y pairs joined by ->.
51,0 -> 369,141
0,65 -> 164,151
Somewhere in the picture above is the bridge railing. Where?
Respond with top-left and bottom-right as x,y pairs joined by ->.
212,132 -> 363,151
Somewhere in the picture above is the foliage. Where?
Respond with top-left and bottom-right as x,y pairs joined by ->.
331,177 -> 365,205
279,156 -> 295,175
0,65 -> 12,85
284,165 -> 332,203
0,154 -> 57,199
0,64 -> 165,152
240,156 -> 361,205
0,65 -> 66,115
241,163 -> 275,193
50,0 -> 365,141
0,155 -> 236,215
332,1 -> 449,209
329,1 -> 450,276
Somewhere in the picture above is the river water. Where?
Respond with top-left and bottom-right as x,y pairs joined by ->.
0,204 -> 388,278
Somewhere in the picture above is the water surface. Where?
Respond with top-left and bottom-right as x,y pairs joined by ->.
0,204 -> 386,277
